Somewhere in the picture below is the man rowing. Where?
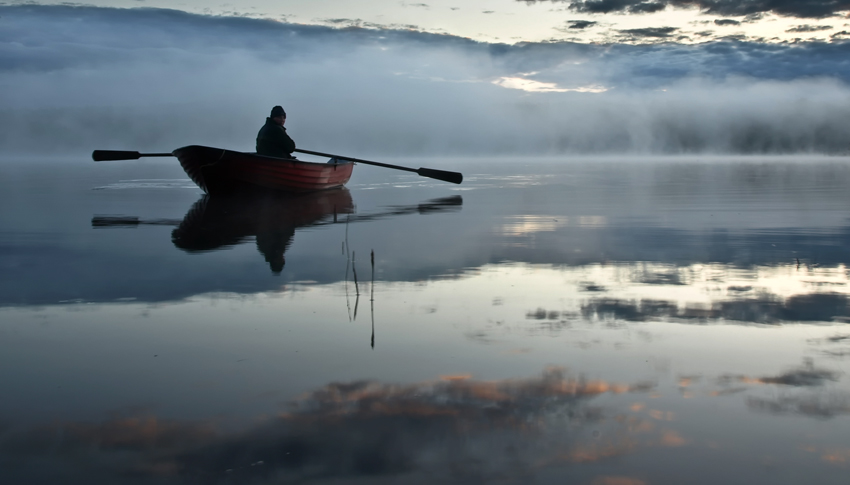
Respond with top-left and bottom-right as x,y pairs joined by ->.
256,105 -> 296,158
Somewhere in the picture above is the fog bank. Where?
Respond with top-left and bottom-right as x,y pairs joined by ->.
2,6 -> 850,156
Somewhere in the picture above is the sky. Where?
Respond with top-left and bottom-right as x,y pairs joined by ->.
10,0 -> 850,44
1,2 -> 850,155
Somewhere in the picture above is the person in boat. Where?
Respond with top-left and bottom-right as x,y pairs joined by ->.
256,105 -> 296,158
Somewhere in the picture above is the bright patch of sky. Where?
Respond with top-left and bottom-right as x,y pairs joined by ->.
10,0 -> 848,44
493,77 -> 608,92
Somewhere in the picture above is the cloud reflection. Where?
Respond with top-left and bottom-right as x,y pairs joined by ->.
1,368 -> 668,483
747,393 -> 850,417
720,360 -> 841,387
577,292 -> 850,324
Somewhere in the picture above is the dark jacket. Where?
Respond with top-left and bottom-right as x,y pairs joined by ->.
256,118 -> 296,158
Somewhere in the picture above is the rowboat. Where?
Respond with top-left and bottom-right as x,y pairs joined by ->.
173,145 -> 354,195
92,145 -> 461,192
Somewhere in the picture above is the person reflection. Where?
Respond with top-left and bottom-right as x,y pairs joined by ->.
255,225 -> 296,274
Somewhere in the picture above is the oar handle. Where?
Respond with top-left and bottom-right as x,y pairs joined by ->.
92,150 -> 173,161
293,148 -> 462,184
294,148 -> 414,173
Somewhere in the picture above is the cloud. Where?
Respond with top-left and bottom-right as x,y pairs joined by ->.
574,0 -> 667,13
786,23 -> 833,32
520,0 -> 850,19
714,18 -> 742,25
684,0 -> 850,19
565,19 -> 599,29
321,17 -> 363,24
617,26 -> 679,37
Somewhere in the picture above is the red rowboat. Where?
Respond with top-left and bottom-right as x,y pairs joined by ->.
92,145 -> 461,192
173,145 -> 354,195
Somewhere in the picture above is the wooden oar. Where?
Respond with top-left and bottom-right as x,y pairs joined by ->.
93,148 -> 463,185
294,148 -> 463,185
92,150 -> 173,161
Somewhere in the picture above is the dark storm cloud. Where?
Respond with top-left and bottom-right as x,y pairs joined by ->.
521,0 -> 850,19
714,18 -> 742,25
786,23 -> 833,31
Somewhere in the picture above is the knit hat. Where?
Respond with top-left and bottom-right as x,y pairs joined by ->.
270,106 -> 286,118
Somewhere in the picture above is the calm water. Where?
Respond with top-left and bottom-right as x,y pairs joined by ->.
2,156 -> 850,484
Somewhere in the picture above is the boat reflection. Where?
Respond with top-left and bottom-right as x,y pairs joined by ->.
171,189 -> 355,274
93,191 -> 463,275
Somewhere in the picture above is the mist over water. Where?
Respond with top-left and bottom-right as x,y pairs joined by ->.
2,5 -> 850,156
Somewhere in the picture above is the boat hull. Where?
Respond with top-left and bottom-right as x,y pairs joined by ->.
173,145 -> 354,195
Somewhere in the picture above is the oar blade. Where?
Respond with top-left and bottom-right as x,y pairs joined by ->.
417,167 -> 463,185
92,150 -> 142,162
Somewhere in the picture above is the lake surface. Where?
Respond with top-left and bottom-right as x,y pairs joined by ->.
2,155 -> 850,484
